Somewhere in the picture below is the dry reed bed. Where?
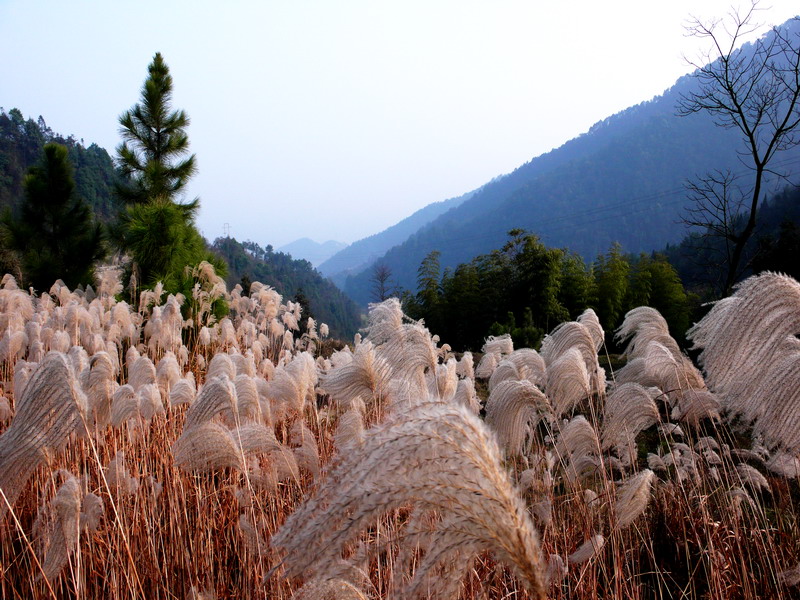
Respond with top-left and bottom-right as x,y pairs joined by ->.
0,267 -> 799,599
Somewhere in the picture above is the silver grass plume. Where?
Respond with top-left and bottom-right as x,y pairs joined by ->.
546,347 -> 591,416
688,273 -> 800,400
475,351 -> 500,379
270,400 -> 547,599
319,341 -> 391,408
736,463 -> 770,494
172,421 -> 244,473
169,375 -> 197,407
614,469 -> 655,528
568,534 -> 605,564
33,472 -> 103,582
363,297 -> 405,345
429,358 -> 458,400
105,450 -> 139,495
483,334 -> 514,356
577,308 -> 605,352
334,403 -> 365,453
377,322 -> 438,389
185,376 -> 238,428
0,352 -> 87,515
453,378 -> 481,414
615,307 -> 671,359
84,352 -> 117,429
767,452 -> 800,478
485,380 -> 552,456
488,349 -> 546,393
207,352 -> 236,381
601,383 -> 660,455
128,355 -> 156,390
456,351 -> 474,380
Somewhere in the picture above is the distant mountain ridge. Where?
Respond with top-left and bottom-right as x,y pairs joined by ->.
318,189 -> 475,287
338,18 -> 800,306
277,238 -> 346,267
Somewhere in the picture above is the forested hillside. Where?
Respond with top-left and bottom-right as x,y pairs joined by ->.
212,236 -> 363,339
318,189 -> 473,286
0,108 -> 121,221
340,21 -> 800,305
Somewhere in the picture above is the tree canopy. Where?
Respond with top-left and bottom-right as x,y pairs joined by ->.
2,143 -> 105,291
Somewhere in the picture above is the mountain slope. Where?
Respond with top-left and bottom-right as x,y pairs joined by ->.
317,190 -> 473,286
341,33 -> 800,305
277,238 -> 346,267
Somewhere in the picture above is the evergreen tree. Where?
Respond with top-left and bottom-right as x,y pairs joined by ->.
2,143 -> 105,291
114,53 -> 225,299
116,52 -> 196,205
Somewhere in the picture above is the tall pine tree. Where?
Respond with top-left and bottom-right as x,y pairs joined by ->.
2,143 -> 105,291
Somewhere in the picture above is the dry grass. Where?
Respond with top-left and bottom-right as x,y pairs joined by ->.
0,269 -> 799,599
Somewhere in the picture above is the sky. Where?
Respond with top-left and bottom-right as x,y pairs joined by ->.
2,1 -> 798,249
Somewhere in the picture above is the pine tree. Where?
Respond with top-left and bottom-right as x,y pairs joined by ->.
116,52 -> 197,205
2,143 -> 105,291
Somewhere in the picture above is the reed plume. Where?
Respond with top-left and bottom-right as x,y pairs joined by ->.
0,352 -> 87,515
271,400 -> 547,598
485,380 -> 552,456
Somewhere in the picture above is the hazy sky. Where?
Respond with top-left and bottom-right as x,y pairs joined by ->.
2,1 -> 798,248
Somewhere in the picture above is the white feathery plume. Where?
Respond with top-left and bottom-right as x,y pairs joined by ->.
84,351 -> 117,428
137,383 -> 164,422
429,358 -> 458,400
485,380 -> 552,456
568,535 -> 605,564
184,376 -> 238,429
0,352 -> 87,515
172,421 -> 244,473
270,400 -> 547,599
13,360 -> 38,404
614,469 -> 655,528
105,450 -> 139,495
615,306 -> 671,359
334,406 -> 365,453
169,375 -> 197,407
546,347 -> 591,416
736,463 -> 770,493
156,351 -> 181,398
453,378 -> 481,414
601,383 -> 660,455
128,355 -> 156,391
475,351 -> 500,379
319,341 -> 391,408
456,351 -> 475,380
32,472 -> 83,582
207,352 -> 236,381
234,375 -> 261,422
0,394 -> 11,422
577,308 -> 605,352
482,333 -> 514,356
670,389 -> 721,425
766,452 -> 800,478
110,384 -> 138,427
364,298 -> 405,345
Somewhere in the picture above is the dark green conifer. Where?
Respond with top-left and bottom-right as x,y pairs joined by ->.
2,143 -> 105,292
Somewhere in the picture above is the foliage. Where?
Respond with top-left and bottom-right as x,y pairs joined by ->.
113,53 -> 223,302
115,52 -> 196,205
212,236 -> 363,340
407,232 -> 690,351
0,108 -> 121,221
1,143 -> 105,291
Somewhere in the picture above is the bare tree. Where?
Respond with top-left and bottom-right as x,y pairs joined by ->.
678,2 -> 800,295
370,263 -> 395,302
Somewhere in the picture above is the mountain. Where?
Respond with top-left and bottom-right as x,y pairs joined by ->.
317,190 -> 474,287
340,22 -> 800,306
212,237 -> 363,340
0,108 -> 122,222
277,238 -> 347,267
